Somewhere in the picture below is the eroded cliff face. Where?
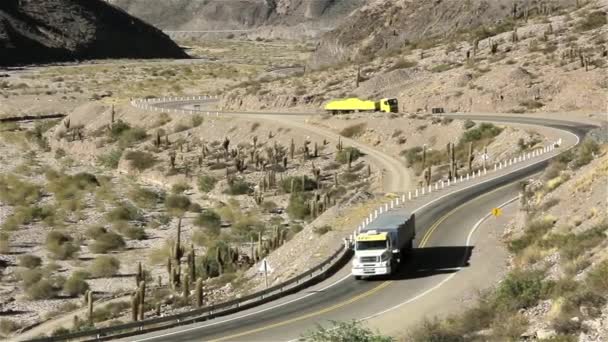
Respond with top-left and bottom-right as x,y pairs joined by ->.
0,0 -> 188,66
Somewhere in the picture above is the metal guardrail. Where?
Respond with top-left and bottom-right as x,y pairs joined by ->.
26,244 -> 352,342
0,114 -> 66,123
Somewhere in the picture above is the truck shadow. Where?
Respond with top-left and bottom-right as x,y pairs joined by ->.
369,246 -> 473,281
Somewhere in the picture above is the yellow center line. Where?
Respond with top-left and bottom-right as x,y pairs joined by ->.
210,181 -> 517,341
209,281 -> 392,342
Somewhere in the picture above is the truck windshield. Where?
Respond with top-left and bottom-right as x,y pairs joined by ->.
356,240 -> 387,250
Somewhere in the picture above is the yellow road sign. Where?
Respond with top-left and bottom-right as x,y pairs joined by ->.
492,207 -> 503,217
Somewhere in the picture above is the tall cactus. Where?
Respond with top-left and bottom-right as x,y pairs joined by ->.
86,290 -> 93,323
195,278 -> 203,307
183,274 -> 190,299
131,292 -> 139,322
467,142 -> 473,173
290,138 -> 295,160
138,281 -> 146,321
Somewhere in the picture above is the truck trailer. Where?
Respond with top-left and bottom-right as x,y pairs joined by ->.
324,98 -> 398,114
352,210 -> 415,279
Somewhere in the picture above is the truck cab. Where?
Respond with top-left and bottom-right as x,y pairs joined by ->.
352,231 -> 395,278
351,211 -> 415,280
378,98 -> 399,113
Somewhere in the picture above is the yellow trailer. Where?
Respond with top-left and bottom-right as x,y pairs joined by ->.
324,98 -> 398,114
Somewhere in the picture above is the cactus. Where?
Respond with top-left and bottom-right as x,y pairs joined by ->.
157,275 -> 162,287
422,145 -> 426,170
139,281 -> 146,321
252,135 -> 258,148
334,173 -> 338,186
167,257 -> 173,287
367,164 -> 371,178
336,136 -> 343,152
110,105 -> 115,124
222,137 -> 230,152
169,151 -> 177,169
347,150 -> 353,170
257,231 -> 263,260
64,118 -> 70,129
165,134 -> 170,146
216,246 -> 224,276
355,65 -> 361,88
135,262 -> 143,285
173,218 -> 184,262
313,142 -> 318,158
425,166 -> 432,186
512,28 -> 518,43
131,292 -> 139,322
86,290 -> 93,322
467,142 -> 473,173
195,278 -> 203,307
155,302 -> 161,316
183,274 -> 190,299
189,245 -> 196,280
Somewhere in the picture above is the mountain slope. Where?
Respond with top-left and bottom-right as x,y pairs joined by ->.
110,0 -> 366,35
0,0 -> 188,66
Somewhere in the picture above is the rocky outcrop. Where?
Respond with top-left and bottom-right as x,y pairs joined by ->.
0,0 -> 188,66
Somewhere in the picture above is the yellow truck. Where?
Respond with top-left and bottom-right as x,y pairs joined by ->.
324,98 -> 398,114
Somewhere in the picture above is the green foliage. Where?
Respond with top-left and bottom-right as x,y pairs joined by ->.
335,147 -> 362,164
45,231 -> 79,260
112,221 -> 146,240
63,273 -> 89,297
92,301 -> 130,323
17,254 -> 42,269
164,194 -> 192,216
45,171 -> 99,208
2,205 -> 54,230
287,192 -> 311,220
304,320 -> 393,342
0,319 -> 19,336
576,11 -> 607,32
460,122 -> 503,143
586,260 -> 608,295
280,176 -> 317,193
128,186 -> 162,208
313,225 -> 332,235
494,270 -> 545,311
198,174 -> 218,193
191,114 -> 204,127
106,202 -> 142,222
171,182 -> 191,194
109,120 -> 147,147
88,227 -> 126,253
387,58 -> 417,71
90,256 -> 120,278
18,268 -> 43,287
572,138 -> 599,169
407,318 -> 465,342
429,63 -> 460,73
520,100 -> 544,109
463,119 -> 476,129
26,279 -> 57,300
0,232 -> 9,254
509,219 -> 554,253
124,150 -> 156,171
224,178 -> 253,195
0,174 -> 41,206
339,123 -> 367,138
98,149 -> 124,169
194,210 -> 221,233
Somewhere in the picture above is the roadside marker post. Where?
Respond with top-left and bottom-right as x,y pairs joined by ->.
415,189 -> 418,197
408,192 -> 412,200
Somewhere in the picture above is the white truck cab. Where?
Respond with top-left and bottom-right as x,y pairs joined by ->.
351,211 -> 415,279
352,231 -> 395,278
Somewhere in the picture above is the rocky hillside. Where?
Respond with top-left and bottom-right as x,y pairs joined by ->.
219,0 -> 607,114
0,0 -> 188,66
110,0 -> 366,37
309,0 -> 577,68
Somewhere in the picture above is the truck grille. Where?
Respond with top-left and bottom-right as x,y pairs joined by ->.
360,256 -> 378,263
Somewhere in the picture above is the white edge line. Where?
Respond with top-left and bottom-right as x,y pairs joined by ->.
286,195 -> 521,342
131,273 -> 352,341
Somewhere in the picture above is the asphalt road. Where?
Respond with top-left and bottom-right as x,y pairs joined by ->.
123,104 -> 593,342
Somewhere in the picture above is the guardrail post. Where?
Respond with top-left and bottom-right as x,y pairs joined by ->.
415,189 -> 418,197
421,187 -> 425,195
408,191 -> 412,200
385,203 -> 389,211
428,185 -> 432,193
466,173 -> 469,180
447,178 -> 450,186
395,197 -> 400,206
435,182 -> 439,190
460,175 -> 463,182
374,210 -> 378,218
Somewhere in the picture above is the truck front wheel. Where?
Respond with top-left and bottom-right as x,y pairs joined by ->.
354,275 -> 362,280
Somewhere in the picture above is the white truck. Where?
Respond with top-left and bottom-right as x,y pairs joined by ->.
352,211 -> 415,279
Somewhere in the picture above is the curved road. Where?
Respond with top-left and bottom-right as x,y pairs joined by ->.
124,101 -> 595,342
